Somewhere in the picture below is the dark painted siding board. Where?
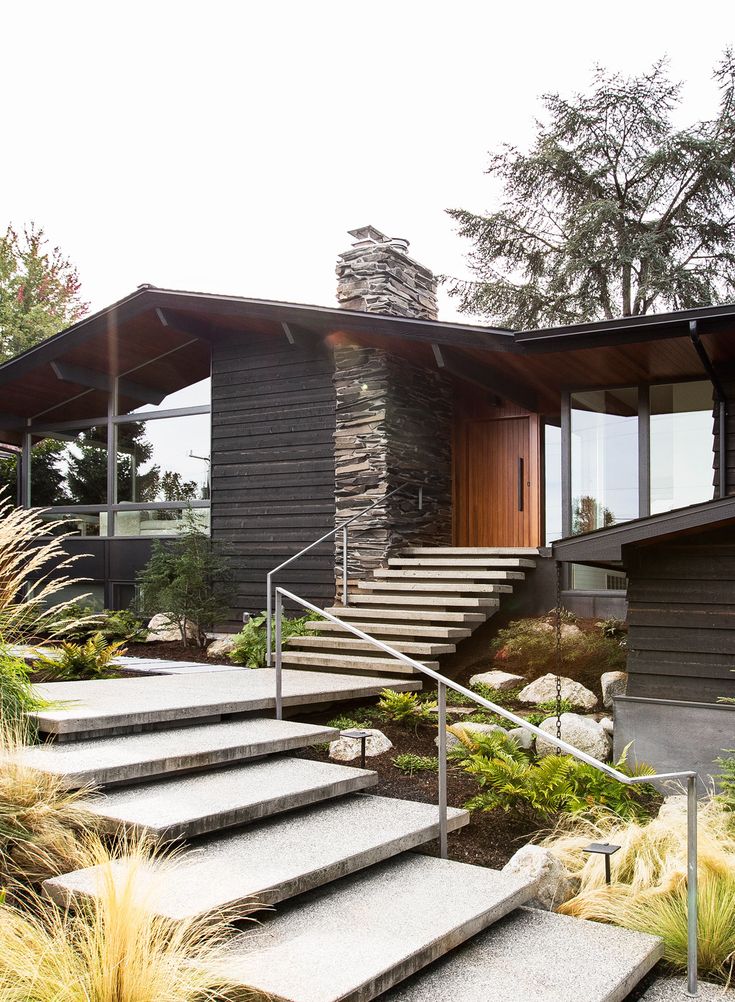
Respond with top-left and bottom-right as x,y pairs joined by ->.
625,530 -> 735,703
211,331 -> 336,622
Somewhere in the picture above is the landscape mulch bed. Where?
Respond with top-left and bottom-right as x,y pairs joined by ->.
296,715 -> 540,869
124,641 -> 214,663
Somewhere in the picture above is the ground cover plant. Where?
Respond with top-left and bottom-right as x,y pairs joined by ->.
229,612 -> 311,668
544,797 -> 735,982
377,689 -> 437,728
392,753 -> 439,776
34,633 -> 127,682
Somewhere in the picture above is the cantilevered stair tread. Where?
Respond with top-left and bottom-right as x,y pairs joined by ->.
287,636 -> 455,655
388,557 -> 537,568
80,757 -> 377,839
30,668 -> 419,737
373,569 -> 526,581
216,854 -> 535,1002
307,621 -> 473,639
324,607 -> 487,624
401,547 -> 540,556
382,906 -> 664,1002
15,718 -> 338,789
359,580 -> 515,594
44,795 -> 469,920
349,593 -> 500,608
278,652 -> 434,675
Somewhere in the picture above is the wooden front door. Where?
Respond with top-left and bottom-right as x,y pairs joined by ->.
454,414 -> 540,547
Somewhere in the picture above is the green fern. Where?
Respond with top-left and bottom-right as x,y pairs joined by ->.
34,633 -> 126,681
377,689 -> 436,727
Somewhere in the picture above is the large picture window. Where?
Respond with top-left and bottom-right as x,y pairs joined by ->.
650,381 -> 713,513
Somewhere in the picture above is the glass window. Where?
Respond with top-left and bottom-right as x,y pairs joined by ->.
40,511 -> 106,537
650,381 -> 713,514
571,388 -> 638,534
127,377 -> 211,415
544,422 -> 562,545
30,429 -> 109,506
113,507 -> 210,536
571,563 -> 627,591
116,414 -> 210,503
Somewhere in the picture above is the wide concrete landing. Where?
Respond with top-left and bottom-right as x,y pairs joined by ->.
383,907 -> 663,1002
81,757 -> 377,839
44,794 -> 469,920
15,718 -> 338,788
30,668 -> 419,737
218,854 -> 534,1002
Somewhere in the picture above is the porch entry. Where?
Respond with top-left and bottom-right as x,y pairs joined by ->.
454,413 -> 540,547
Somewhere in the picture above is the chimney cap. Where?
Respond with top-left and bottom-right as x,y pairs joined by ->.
347,225 -> 410,254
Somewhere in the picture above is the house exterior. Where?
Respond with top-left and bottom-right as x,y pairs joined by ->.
0,226 -> 733,774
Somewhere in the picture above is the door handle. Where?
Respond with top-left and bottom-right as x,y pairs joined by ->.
517,457 -> 524,512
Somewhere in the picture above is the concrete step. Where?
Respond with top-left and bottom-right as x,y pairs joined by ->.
308,621 -> 473,640
287,636 -> 455,656
44,794 -> 469,920
15,718 -> 338,789
359,580 -> 514,594
30,669 -> 419,739
383,906 -> 664,1002
374,569 -> 526,581
401,547 -> 540,556
279,652 -> 433,676
324,606 -> 487,624
349,594 -> 500,608
218,854 -> 535,1002
80,756 -> 378,840
389,557 -> 537,568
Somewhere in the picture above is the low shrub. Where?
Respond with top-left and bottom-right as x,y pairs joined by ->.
544,797 -> 735,982
0,835 -> 250,1001
229,612 -> 311,668
376,689 -> 436,728
326,709 -> 376,730
597,617 -> 627,641
34,634 -> 127,682
716,752 -> 735,810
0,652 -> 46,738
489,618 -> 626,691
392,754 -> 439,775
470,682 -> 522,707
535,698 -> 575,715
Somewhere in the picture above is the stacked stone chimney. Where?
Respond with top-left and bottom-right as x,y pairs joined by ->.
332,227 -> 452,588
336,226 -> 438,320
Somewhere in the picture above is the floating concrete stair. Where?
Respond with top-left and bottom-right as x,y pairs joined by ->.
388,557 -> 537,568
373,569 -> 526,581
324,606 -> 487,624
279,651 -> 435,676
358,580 -> 515,594
383,906 -> 664,1002
30,668 -> 419,739
402,547 -> 540,556
288,636 -> 455,656
45,795 -> 470,920
346,593 -> 500,608
15,718 -> 339,789
308,621 -> 473,640
218,854 -> 536,1002
81,756 -> 378,840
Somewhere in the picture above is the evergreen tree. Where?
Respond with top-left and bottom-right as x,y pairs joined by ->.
447,52 -> 735,327
0,223 -> 88,361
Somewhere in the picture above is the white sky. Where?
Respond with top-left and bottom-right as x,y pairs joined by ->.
1,0 -> 732,323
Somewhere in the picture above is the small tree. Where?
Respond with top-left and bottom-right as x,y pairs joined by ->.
136,515 -> 230,648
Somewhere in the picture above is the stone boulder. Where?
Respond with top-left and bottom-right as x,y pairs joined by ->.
329,728 -> 392,762
507,726 -> 534,751
469,670 -> 524,691
600,716 -> 614,736
536,713 -> 612,761
144,614 -> 195,644
601,670 -> 627,709
530,620 -> 582,639
207,636 -> 237,660
518,674 -> 597,711
435,721 -> 508,751
502,844 -> 575,910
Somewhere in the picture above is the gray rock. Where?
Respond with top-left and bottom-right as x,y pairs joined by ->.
145,614 -> 195,644
517,673 -> 597,711
507,726 -> 534,751
600,716 -> 614,735
329,728 -> 393,762
469,670 -> 524,691
501,844 -> 574,910
207,636 -> 236,660
601,670 -> 627,708
536,713 -> 612,761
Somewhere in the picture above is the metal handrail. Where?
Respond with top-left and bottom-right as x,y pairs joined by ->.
273,585 -> 700,998
265,481 -> 422,666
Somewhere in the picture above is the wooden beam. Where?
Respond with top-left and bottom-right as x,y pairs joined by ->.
51,361 -> 167,405
432,344 -> 538,412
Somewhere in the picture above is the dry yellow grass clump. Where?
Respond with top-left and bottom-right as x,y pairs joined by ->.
542,795 -> 735,981
0,837 -> 260,1002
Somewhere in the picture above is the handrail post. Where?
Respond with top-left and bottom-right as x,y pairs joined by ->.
686,773 -> 699,997
266,571 -> 273,668
342,526 -> 349,606
275,588 -> 283,720
438,680 -> 448,859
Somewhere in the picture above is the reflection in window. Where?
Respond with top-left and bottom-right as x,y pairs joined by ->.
40,511 -> 105,537
650,381 -> 713,513
544,422 -> 562,544
116,414 -> 210,503
128,377 -> 211,415
29,430 -> 108,506
571,388 -> 638,534
113,507 -> 210,536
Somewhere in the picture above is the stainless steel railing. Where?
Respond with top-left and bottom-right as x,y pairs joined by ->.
265,481 -> 422,666
273,585 -> 700,998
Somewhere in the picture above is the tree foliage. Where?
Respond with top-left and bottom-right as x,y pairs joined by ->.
447,53 -> 735,328
0,223 -> 88,362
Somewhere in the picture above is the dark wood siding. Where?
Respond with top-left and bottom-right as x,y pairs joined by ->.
210,332 -> 336,622
625,529 -> 735,703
